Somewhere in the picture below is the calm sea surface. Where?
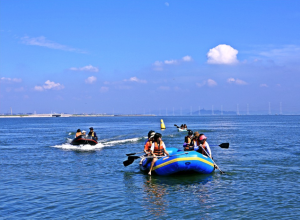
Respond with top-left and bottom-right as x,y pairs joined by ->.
1,116 -> 300,219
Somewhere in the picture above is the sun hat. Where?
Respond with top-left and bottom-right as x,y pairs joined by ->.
199,135 -> 207,141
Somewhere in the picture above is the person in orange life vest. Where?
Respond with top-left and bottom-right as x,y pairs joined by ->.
148,133 -> 170,176
144,130 -> 155,155
75,129 -> 82,137
196,134 -> 212,158
88,127 -> 98,140
183,130 -> 194,151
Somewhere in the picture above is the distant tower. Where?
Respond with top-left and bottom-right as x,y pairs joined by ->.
212,105 -> 214,115
237,104 -> 240,115
280,102 -> 282,115
221,105 -> 223,115
247,104 -> 249,115
268,102 -> 271,115
10,107 -> 12,115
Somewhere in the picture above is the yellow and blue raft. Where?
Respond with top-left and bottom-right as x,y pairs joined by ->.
140,148 -> 215,175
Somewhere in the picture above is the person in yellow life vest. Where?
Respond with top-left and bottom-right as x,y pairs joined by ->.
88,127 -> 98,140
183,130 -> 194,151
144,130 -> 155,155
75,129 -> 82,137
148,133 -> 170,176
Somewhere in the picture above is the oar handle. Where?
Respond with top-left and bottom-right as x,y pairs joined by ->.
199,145 -> 225,174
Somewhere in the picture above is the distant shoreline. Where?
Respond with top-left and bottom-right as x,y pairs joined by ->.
0,114 -> 156,118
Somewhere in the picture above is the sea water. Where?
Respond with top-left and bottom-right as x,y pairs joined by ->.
0,116 -> 299,219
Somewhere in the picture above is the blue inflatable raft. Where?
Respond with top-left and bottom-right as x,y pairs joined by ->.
140,148 -> 215,175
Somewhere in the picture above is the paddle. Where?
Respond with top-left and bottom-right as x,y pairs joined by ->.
126,151 -> 144,156
210,143 -> 229,149
123,152 -> 189,167
199,145 -> 225,174
174,124 -> 179,128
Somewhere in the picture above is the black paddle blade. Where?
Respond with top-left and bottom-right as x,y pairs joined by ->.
123,158 -> 134,167
219,143 -> 229,149
126,153 -> 136,156
123,156 -> 140,167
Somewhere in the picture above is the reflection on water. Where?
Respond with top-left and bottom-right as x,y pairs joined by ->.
123,171 -> 215,218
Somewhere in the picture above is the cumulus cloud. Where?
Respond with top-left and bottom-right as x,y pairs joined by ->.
34,80 -> 64,91
124,77 -> 147,83
70,65 -> 99,72
227,78 -> 247,85
207,79 -> 217,87
100,86 -> 109,93
164,60 -> 177,65
0,77 -> 22,83
21,36 -> 85,53
207,44 -> 239,64
196,79 -> 217,87
158,86 -> 170,91
85,76 -> 97,84
182,55 -> 192,62
260,84 -> 268,88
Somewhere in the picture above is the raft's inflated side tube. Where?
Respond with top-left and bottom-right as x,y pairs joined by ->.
71,136 -> 98,145
140,148 -> 214,175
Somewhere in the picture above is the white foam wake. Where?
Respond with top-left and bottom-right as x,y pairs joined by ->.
51,142 -> 105,151
101,137 -> 141,146
52,137 -> 142,151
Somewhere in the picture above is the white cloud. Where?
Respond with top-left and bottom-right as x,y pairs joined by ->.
164,60 -> 177,65
196,79 -> 217,87
182,55 -> 192,62
70,65 -> 99,72
207,44 -> 239,64
34,86 -> 44,91
34,80 -> 64,91
21,36 -> 85,53
0,77 -> 22,83
14,87 -> 25,92
100,87 -> 109,93
260,84 -> 268,88
207,79 -> 217,87
85,76 -> 97,84
158,86 -> 170,91
165,2 -> 169,6
124,77 -> 147,83
227,78 -> 247,85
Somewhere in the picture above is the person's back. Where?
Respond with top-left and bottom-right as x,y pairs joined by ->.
75,129 -> 82,137
183,130 -> 194,151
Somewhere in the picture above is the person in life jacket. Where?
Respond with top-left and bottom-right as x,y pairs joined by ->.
148,133 -> 170,176
183,130 -> 194,151
197,134 -> 212,158
88,127 -> 98,140
81,130 -> 87,137
75,129 -> 82,137
144,130 -> 155,155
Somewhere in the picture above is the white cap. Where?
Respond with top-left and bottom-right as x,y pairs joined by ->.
82,130 -> 86,133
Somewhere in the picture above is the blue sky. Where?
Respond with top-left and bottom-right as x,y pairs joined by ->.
1,0 -> 300,114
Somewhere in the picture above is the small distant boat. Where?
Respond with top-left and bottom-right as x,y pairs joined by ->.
140,148 -> 215,175
71,136 -> 98,145
178,128 -> 188,132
